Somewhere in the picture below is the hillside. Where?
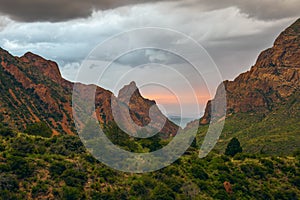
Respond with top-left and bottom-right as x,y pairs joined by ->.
194,19 -> 300,155
0,127 -> 299,199
0,49 -> 178,137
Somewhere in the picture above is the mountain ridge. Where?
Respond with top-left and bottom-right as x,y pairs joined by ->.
192,18 -> 300,155
200,18 -> 300,124
0,48 -> 179,136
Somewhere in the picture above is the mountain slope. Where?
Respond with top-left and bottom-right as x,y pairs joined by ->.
197,18 -> 300,155
1,129 -> 299,199
0,49 -> 178,136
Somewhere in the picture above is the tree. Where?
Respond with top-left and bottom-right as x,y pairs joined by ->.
24,122 -> 52,138
225,137 -> 242,156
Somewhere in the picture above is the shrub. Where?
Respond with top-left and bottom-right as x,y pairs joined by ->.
84,154 -> 98,164
151,183 -> 175,200
163,177 -> 182,192
62,168 -> 87,188
7,156 -> 34,178
140,175 -> 155,189
62,186 -> 83,200
213,190 -> 230,200
225,137 -> 243,157
49,161 -> 66,178
24,122 -> 52,138
0,173 -> 19,191
137,134 -> 163,152
11,137 -> 36,154
130,180 -> 148,197
191,165 -> 209,180
162,165 -> 180,176
60,135 -> 85,153
260,159 -> 274,174
96,167 -> 117,183
240,163 -> 266,179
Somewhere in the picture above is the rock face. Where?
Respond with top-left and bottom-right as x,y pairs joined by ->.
223,181 -> 233,194
115,81 -> 179,137
20,52 -> 62,84
0,48 -> 178,136
118,81 -> 157,128
200,18 -> 300,124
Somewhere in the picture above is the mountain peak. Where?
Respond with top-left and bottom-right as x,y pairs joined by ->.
22,51 -> 42,60
273,18 -> 300,47
115,81 -> 178,137
254,18 -> 300,69
20,51 -> 62,83
117,81 -> 156,105
118,81 -> 139,101
200,18 -> 300,124
129,81 -> 137,87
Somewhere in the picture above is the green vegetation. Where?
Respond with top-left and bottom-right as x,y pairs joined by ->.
24,122 -> 52,138
81,121 -> 168,153
0,123 -> 299,199
196,92 -> 300,156
225,137 -> 242,157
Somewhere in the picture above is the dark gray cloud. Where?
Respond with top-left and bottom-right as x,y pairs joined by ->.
0,0 -> 173,22
176,0 -> 300,21
0,0 -> 299,22
203,21 -> 291,80
232,0 -> 300,20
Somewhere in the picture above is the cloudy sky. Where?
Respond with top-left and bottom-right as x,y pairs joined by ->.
0,0 -> 299,119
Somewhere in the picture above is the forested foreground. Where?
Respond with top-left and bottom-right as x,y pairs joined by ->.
1,123 -> 299,200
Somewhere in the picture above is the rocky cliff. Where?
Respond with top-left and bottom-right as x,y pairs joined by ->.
200,18 -> 300,124
0,48 -> 178,136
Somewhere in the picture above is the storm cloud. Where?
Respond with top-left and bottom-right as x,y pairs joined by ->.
0,0 -> 299,22
0,0 -> 173,22
189,0 -> 300,20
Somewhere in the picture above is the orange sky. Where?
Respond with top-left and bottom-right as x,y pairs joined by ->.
143,92 -> 211,105
140,88 -> 212,117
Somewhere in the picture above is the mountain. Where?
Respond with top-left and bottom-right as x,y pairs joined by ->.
197,18 -> 300,155
0,49 -> 179,136
115,81 -> 179,137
